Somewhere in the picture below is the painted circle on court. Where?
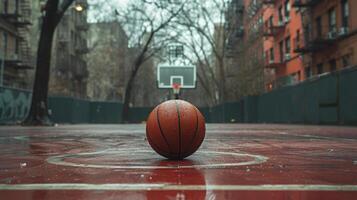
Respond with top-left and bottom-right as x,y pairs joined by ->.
47,149 -> 268,169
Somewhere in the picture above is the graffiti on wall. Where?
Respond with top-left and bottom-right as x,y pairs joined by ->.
0,88 -> 31,122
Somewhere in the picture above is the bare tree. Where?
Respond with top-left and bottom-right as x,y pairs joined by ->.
23,0 -> 75,126
115,0 -> 186,122
174,0 -> 233,104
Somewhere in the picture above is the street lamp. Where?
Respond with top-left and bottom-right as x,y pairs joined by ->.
74,4 -> 84,12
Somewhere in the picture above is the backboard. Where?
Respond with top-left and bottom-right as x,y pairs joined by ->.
157,64 -> 196,89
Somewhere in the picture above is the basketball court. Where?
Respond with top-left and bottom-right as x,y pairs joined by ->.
0,124 -> 356,199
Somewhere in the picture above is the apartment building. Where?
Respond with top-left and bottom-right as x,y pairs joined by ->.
293,0 -> 357,77
224,0 -> 245,100
224,0 -> 265,98
87,21 -> 129,101
48,0 -> 90,98
225,0 -> 356,92
0,0 -> 33,89
263,0 -> 305,89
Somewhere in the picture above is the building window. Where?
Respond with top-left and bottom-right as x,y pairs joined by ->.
3,0 -> 8,13
15,0 -> 19,14
279,41 -> 284,62
296,29 -> 300,48
269,48 -> 274,61
278,6 -> 283,24
328,8 -> 337,33
316,16 -> 322,38
341,0 -> 349,28
269,16 -> 273,27
15,39 -> 19,54
285,36 -> 291,54
2,33 -> 8,54
342,54 -> 350,68
329,59 -> 337,72
317,63 -> 324,74
169,45 -> 183,59
305,67 -> 312,78
284,0 -> 290,21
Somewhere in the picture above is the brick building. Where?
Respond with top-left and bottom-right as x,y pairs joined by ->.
263,0 -> 305,89
0,0 -> 33,89
293,0 -> 357,76
225,0 -> 356,92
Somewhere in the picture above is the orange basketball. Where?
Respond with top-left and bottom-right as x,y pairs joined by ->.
146,100 -> 205,160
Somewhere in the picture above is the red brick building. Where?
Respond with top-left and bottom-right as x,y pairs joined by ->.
293,0 -> 357,76
225,0 -> 357,93
263,0 -> 305,89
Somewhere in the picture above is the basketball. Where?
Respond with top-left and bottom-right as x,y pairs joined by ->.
146,100 -> 205,160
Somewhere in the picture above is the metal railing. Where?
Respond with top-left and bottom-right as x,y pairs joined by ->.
263,22 -> 285,37
292,0 -> 322,7
293,26 -> 344,53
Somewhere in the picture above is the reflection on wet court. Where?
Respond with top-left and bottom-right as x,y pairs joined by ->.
0,124 -> 357,199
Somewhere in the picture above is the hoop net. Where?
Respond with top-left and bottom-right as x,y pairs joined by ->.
172,83 -> 181,94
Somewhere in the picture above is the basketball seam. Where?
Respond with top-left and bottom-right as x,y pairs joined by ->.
182,107 -> 199,157
191,108 -> 199,147
146,131 -> 170,157
156,106 -> 172,154
175,100 -> 182,159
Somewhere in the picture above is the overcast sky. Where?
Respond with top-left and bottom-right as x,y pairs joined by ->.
87,0 -> 129,22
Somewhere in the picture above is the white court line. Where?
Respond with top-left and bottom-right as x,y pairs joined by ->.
0,184 -> 357,191
46,150 -> 268,169
276,131 -> 357,141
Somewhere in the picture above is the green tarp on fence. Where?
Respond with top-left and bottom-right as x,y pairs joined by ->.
0,67 -> 356,125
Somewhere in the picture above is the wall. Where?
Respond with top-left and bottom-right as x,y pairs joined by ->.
0,87 -> 31,124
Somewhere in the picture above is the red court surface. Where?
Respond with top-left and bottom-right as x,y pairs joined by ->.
0,124 -> 357,199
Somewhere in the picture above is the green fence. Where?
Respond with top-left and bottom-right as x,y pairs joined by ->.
245,67 -> 356,125
0,67 -> 356,125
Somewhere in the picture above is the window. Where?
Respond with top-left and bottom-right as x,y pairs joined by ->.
284,0 -> 290,21
342,54 -> 350,68
317,63 -> 324,74
279,41 -> 284,62
269,48 -> 274,61
328,8 -> 336,32
3,33 -> 8,53
15,0 -> 19,14
3,0 -> 8,13
304,26 -> 311,42
341,0 -> 349,28
176,46 -> 184,58
285,36 -> 291,55
15,39 -> 19,54
329,59 -> 337,72
296,29 -> 300,48
305,67 -> 312,78
269,16 -> 273,27
316,16 -> 322,37
169,45 -> 183,59
278,6 -> 283,24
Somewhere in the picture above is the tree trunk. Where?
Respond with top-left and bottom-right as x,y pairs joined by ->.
22,8 -> 58,126
121,72 -> 136,123
218,59 -> 226,103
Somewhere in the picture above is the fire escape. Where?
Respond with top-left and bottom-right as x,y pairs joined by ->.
292,0 -> 337,54
225,0 -> 244,58
1,0 -> 33,69
292,0 -> 322,7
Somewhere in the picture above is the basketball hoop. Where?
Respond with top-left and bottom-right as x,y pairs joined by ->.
172,83 -> 181,99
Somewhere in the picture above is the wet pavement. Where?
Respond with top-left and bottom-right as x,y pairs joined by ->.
0,124 -> 357,199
